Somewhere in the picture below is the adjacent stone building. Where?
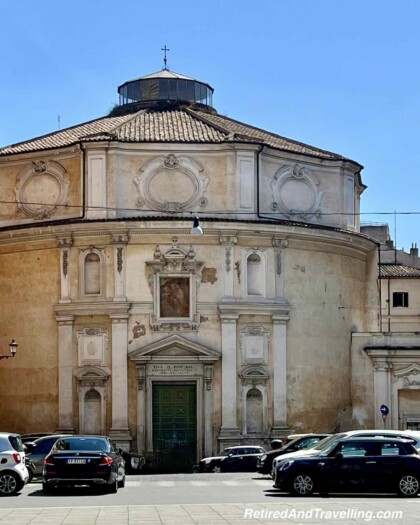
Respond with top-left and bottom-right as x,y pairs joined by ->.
0,66 -> 406,471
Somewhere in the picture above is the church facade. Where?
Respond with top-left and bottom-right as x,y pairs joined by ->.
1,66 -> 412,472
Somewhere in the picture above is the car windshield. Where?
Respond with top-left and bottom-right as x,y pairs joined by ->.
55,437 -> 110,452
312,434 -> 345,451
219,448 -> 232,457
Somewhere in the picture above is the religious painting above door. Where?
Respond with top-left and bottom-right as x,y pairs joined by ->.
160,277 -> 190,318
146,238 -> 203,331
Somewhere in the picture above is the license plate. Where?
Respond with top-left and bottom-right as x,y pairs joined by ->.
67,459 -> 87,464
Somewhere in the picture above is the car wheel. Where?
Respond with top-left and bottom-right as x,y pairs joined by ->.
398,474 -> 420,497
292,473 -> 315,496
42,482 -> 55,495
27,468 -> 33,484
213,465 -> 221,473
118,473 -> 125,488
107,477 -> 118,494
0,472 -> 22,496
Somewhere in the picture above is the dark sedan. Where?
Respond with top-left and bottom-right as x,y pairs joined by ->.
194,445 -> 265,473
257,434 -> 330,475
274,437 -> 420,497
42,436 -> 125,494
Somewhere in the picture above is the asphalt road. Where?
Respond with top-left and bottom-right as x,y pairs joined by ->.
0,472 -> 418,524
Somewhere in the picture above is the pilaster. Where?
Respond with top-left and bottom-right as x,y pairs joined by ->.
55,315 -> 76,433
111,232 -> 129,302
109,313 -> 131,450
271,314 -> 290,433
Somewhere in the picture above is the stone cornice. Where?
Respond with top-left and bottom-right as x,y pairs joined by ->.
219,300 -> 290,318
54,301 -> 131,317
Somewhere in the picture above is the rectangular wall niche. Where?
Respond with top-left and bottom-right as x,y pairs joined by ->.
240,326 -> 269,364
77,327 -> 108,366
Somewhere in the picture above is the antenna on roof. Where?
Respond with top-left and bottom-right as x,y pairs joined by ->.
161,45 -> 170,70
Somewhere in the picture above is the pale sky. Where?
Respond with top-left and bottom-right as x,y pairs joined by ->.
1,0 -> 419,250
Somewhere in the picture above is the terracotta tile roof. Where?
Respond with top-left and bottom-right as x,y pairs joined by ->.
379,264 -> 420,278
0,106 -> 356,163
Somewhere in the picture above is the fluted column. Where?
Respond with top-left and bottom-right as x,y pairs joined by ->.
55,315 -> 75,433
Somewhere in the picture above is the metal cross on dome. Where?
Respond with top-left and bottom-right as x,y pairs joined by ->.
161,45 -> 170,70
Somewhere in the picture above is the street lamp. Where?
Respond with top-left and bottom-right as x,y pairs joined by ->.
0,339 -> 18,360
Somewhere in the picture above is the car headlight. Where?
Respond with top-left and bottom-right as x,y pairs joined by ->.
260,454 -> 267,462
279,460 -> 294,471
202,458 -> 212,464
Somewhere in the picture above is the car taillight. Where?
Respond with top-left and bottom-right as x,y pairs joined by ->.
12,453 -> 21,464
99,456 -> 113,465
44,456 -> 55,465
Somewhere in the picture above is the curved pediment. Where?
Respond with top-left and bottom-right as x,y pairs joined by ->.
128,334 -> 220,362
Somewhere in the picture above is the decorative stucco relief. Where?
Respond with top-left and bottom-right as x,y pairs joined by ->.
15,160 -> 70,219
393,363 -> 420,387
271,163 -> 322,221
240,326 -> 270,364
77,327 -> 108,366
146,237 -> 203,331
134,154 -> 209,212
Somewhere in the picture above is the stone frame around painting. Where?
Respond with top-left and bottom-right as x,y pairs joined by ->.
146,240 -> 203,331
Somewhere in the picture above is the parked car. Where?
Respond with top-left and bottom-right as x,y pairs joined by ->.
271,429 -> 420,478
257,434 -> 330,475
195,445 -> 266,473
42,435 -> 125,494
0,432 -> 29,495
25,434 -> 72,481
274,437 -> 420,497
21,432 -> 54,444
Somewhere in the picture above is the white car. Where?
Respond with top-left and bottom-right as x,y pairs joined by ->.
0,433 -> 29,495
271,429 -> 420,479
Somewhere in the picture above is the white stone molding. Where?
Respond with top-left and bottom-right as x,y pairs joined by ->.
272,316 -> 289,431
134,154 -> 209,212
238,368 -> 269,436
109,314 -> 131,450
236,151 -> 255,210
78,246 -> 106,299
241,248 -> 267,299
15,160 -> 70,219
111,232 -> 129,301
365,347 -> 420,429
56,235 -> 73,303
219,235 -> 237,298
240,326 -> 269,364
272,236 -> 288,299
75,366 -> 110,435
219,315 -> 240,438
86,152 -> 107,219
55,314 -> 76,433
146,238 -> 203,331
77,327 -> 108,367
129,334 -> 221,460
271,163 -> 323,221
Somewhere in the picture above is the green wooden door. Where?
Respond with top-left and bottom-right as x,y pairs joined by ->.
152,383 -> 197,473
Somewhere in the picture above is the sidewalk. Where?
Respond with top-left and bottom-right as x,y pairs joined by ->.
0,500 -> 418,525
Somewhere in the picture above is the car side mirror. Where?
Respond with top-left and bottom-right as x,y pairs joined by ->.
228,452 -> 233,457
335,452 -> 344,461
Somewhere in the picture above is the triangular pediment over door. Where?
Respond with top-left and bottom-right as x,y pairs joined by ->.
128,334 -> 221,364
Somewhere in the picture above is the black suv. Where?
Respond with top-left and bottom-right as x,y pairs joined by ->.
274,437 -> 420,497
